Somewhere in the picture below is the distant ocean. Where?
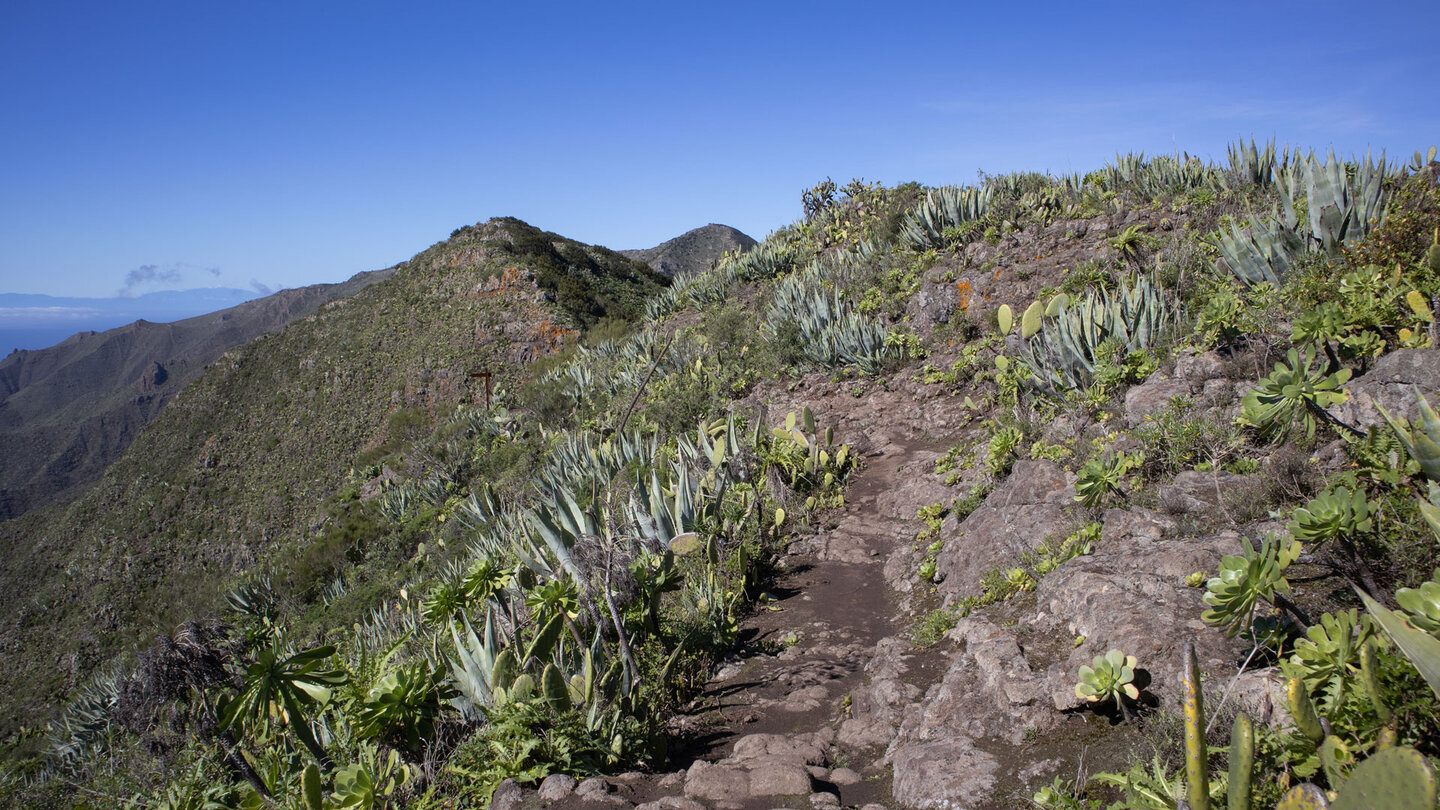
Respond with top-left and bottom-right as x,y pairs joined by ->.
0,288 -> 264,353
1,327 -> 97,355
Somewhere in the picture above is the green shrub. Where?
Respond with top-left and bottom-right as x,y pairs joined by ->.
1134,397 -> 1239,478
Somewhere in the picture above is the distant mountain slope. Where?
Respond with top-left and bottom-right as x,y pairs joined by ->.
0,271 -> 393,521
0,217 -> 665,738
621,223 -> 756,277
0,288 -> 266,353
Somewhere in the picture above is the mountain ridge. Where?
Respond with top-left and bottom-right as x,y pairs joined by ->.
0,215 -> 667,741
0,269 -> 394,521
1,288 -> 268,354
620,223 -> 757,277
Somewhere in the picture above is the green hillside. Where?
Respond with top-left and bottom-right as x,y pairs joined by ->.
7,144 -> 1440,810
0,217 -> 666,750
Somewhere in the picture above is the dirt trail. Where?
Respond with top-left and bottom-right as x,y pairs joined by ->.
537,437 -> 946,810
682,439 -> 928,747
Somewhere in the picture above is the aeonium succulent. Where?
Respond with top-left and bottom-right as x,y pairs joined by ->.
1075,649 -> 1140,714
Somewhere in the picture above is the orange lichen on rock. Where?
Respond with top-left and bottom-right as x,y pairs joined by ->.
474,267 -> 538,298
954,280 -> 972,312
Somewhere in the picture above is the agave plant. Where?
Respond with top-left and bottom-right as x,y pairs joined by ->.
1075,649 -> 1140,715
1100,151 -> 1222,198
1299,148 -> 1393,255
447,612 -> 503,716
1222,136 -> 1279,190
1379,387 -> 1440,483
1238,348 -> 1352,442
899,185 -> 994,249
1287,486 -> 1372,544
1213,213 -> 1305,287
1202,535 -> 1302,638
46,667 -> 122,769
729,237 -> 795,281
1018,275 -> 1172,397
764,264 -> 896,374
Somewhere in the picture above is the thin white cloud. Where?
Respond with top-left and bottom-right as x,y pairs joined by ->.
0,306 -> 104,322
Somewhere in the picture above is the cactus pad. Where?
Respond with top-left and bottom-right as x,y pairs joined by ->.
1276,784 -> 1329,810
1021,300 -> 1045,338
1330,747 -> 1437,810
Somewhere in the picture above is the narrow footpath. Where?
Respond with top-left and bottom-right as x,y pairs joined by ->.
520,435 -> 949,810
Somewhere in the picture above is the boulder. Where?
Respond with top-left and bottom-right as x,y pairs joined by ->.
745,760 -> 816,796
1174,350 -> 1228,385
1330,348 -> 1440,429
490,779 -> 524,810
1124,374 -> 1191,426
537,773 -> 577,801
729,732 -> 829,766
887,739 -> 1001,810
636,798 -> 706,810
684,761 -> 750,801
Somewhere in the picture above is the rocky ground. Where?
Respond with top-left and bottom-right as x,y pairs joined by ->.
482,365 -> 1245,808
487,339 -> 1440,809
474,181 -> 1440,809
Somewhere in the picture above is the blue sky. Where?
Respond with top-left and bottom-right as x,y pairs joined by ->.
1,0 -> 1436,298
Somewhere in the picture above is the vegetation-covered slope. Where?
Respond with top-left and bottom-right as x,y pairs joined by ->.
0,269 -> 394,521
8,143 -> 1440,810
0,217 -> 666,749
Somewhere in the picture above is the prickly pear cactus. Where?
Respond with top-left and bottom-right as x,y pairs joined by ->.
1287,676 -> 1326,744
1329,747 -> 1438,810
1276,783 -> 1329,810
1021,300 -> 1045,338
1046,293 -> 1069,316
541,662 -> 571,712
491,649 -> 519,692
998,304 -> 1014,335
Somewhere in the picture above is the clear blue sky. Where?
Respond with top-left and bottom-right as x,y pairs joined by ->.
1,0 -> 1436,297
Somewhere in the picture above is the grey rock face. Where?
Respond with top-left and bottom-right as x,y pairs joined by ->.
1330,347 -> 1440,428
887,739 -> 1001,810
1035,532 -> 1245,711
934,459 -> 1076,600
